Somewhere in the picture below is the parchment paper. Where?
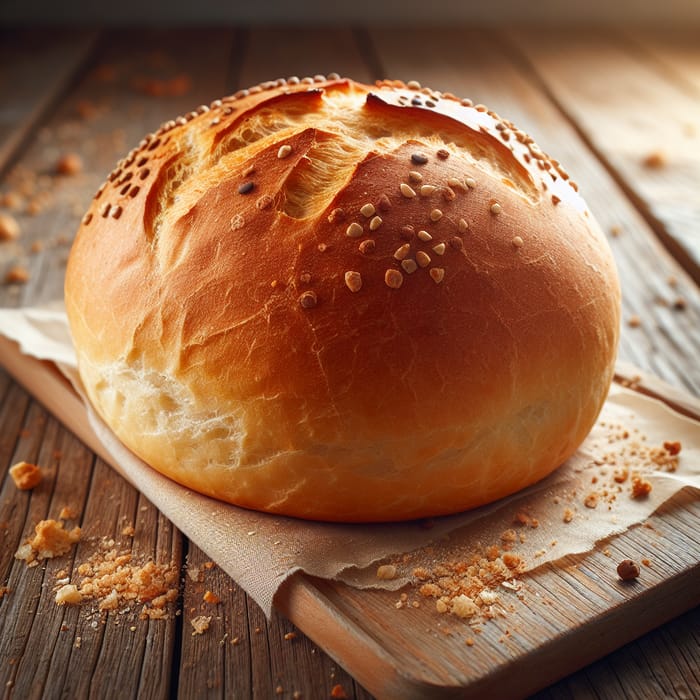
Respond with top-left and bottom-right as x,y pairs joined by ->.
1,304 -> 698,616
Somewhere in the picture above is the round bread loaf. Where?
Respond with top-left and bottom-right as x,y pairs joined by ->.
65,76 -> 621,522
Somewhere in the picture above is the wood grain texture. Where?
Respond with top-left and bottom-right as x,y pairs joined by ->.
505,27 -> 700,286
0,28 -> 99,176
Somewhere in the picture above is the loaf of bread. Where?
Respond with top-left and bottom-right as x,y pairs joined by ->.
65,76 -> 621,522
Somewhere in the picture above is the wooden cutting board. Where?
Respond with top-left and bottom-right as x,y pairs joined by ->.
2,334 -> 699,699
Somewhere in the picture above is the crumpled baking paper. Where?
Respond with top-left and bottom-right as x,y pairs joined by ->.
1,304 -> 698,616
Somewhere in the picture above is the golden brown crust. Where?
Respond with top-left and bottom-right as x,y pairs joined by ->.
65,76 -> 621,522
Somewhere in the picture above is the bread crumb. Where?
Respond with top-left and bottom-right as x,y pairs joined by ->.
330,684 -> 348,699
9,461 -> 42,490
663,441 -> 681,456
452,594 -> 479,619
203,590 -> 220,604
616,559 -> 640,581
631,475 -> 652,499
642,151 -> 666,169
284,631 -> 297,641
562,508 -> 574,523
16,519 -> 81,563
584,493 -> 599,509
98,589 -> 119,611
121,524 -> 135,537
627,315 -> 641,328
0,586 -> 12,599
55,153 -> 83,176
191,615 -> 211,635
376,564 -> 397,580
55,584 -> 82,606
0,212 -> 20,241
5,265 -> 29,284
465,636 -> 475,646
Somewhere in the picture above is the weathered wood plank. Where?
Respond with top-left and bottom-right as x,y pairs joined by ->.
0,28 -> 99,175
505,27 -> 700,286
0,28 -> 238,309
368,26 -> 700,397
237,26 -> 374,87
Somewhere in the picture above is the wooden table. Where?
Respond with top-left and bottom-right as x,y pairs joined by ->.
1,25 -> 699,699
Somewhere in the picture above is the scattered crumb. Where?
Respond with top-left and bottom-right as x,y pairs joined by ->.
5,265 -> 29,284
0,212 -> 20,241
627,315 -> 641,328
562,508 -> 575,523
190,615 -> 212,635
9,461 -> 42,490
55,584 -> 82,606
330,684 -> 348,699
284,632 -> 297,641
631,475 -> 652,499
641,558 -> 652,567
465,636 -> 475,646
121,524 -> 135,537
584,493 -> 599,509
642,151 -> 666,169
616,559 -> 640,581
58,506 -> 78,520
98,589 -> 119,611
203,590 -> 220,604
610,225 -> 622,237
55,153 -> 83,176
0,586 -> 11,599
15,519 -> 81,563
672,297 -> 687,311
376,564 -> 397,581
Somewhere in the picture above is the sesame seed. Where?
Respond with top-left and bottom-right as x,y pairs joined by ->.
465,177 -> 476,188
411,97 -> 423,106
408,171 -> 423,183
238,181 -> 255,195
299,291 -> 317,308
256,194 -> 274,210
111,205 -> 122,219
377,194 -> 391,211
360,203 -> 376,218
512,236 -> 524,248
490,202 -> 502,215
369,215 -> 383,231
243,164 -> 256,177
420,185 -> 437,196
82,213 -> 93,225
461,98 -> 473,107
432,243 -> 446,255
458,218 -> 469,233
430,268 -> 445,284
417,230 -> 432,242
552,195 -> 561,205
277,144 -> 292,159
328,207 -> 345,223
394,244 -> 411,260
430,208 -> 443,222
400,183 -> 416,198
346,222 -> 363,238
100,203 -> 111,217
416,251 -> 431,268
385,269 -> 404,289
441,187 -> 456,201
129,186 -> 140,198
139,168 -> 150,180
437,148 -> 450,159
359,239 -> 375,254
407,80 -> 421,89
401,259 -> 418,274
411,153 -> 428,165
344,271 -> 362,292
